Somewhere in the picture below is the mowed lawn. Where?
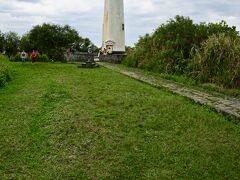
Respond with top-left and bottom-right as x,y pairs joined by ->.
0,62 -> 240,179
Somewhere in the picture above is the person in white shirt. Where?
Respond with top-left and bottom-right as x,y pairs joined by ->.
21,50 -> 27,64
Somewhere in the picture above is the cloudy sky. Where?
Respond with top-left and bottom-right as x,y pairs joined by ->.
0,0 -> 239,46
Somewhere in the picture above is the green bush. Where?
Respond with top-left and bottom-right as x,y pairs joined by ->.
36,54 -> 49,62
9,53 -> 21,62
124,34 -> 152,69
123,53 -> 138,67
124,16 -> 238,75
0,55 -> 12,87
190,34 -> 240,88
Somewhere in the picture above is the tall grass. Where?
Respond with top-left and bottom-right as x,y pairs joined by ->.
190,34 -> 240,88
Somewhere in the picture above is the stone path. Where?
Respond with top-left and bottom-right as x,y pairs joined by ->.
98,62 -> 240,119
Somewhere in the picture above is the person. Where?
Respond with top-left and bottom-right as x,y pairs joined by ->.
21,50 -> 27,64
31,50 -> 37,63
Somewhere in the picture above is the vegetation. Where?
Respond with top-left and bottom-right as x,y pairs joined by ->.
4,32 -> 20,57
124,15 -> 240,88
191,34 -> 240,88
0,62 -> 240,179
0,31 -> 4,52
0,56 -> 12,87
0,23 -> 97,61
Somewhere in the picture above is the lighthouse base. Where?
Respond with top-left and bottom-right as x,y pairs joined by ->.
99,53 -> 126,64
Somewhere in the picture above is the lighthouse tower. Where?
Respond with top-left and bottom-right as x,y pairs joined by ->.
102,0 -> 125,54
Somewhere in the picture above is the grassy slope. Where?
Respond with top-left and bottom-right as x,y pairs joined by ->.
0,62 -> 239,179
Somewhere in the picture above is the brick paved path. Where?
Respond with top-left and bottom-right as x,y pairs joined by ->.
99,62 -> 240,119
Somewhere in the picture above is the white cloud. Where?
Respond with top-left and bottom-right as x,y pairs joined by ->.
0,0 -> 239,46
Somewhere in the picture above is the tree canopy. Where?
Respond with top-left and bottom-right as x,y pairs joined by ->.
4,32 -> 20,57
0,31 -> 4,53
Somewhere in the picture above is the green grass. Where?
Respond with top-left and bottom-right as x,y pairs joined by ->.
0,62 -> 240,179
0,55 -> 12,87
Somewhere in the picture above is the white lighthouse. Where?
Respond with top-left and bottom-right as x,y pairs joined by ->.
102,0 -> 125,54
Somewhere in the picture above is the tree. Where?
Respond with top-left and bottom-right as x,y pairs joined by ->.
60,25 -> 80,48
0,31 -> 5,53
28,23 -> 96,60
19,33 -> 33,53
4,32 -> 20,57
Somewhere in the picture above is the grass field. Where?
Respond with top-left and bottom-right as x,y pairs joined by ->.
0,61 -> 240,179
